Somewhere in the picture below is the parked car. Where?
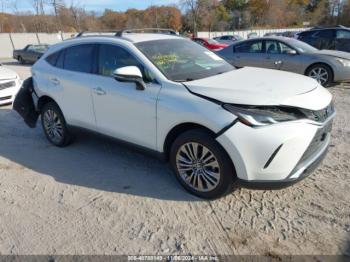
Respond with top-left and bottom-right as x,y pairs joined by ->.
14,31 -> 335,199
282,31 -> 301,38
192,37 -> 228,51
264,32 -> 284,37
297,26 -> 350,52
13,44 -> 49,64
217,37 -> 350,86
0,63 -> 21,106
213,35 -> 244,45
247,32 -> 258,39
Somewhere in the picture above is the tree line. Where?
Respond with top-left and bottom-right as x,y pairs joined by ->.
0,0 -> 349,34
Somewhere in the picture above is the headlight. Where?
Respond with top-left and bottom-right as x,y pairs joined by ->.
335,58 -> 350,67
223,104 -> 306,127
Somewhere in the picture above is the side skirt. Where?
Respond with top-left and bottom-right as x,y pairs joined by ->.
67,125 -> 166,161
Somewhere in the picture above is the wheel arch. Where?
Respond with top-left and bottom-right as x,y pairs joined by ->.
37,95 -> 59,112
163,123 -> 217,160
304,62 -> 334,81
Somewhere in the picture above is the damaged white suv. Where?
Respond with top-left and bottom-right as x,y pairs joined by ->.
14,31 -> 335,199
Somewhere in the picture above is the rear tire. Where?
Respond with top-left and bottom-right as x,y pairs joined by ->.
41,102 -> 73,147
306,64 -> 333,87
170,129 -> 236,199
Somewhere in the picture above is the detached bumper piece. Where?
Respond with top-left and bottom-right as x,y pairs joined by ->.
13,77 -> 39,128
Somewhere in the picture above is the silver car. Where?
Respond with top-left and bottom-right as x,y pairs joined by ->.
217,37 -> 350,86
214,35 -> 244,45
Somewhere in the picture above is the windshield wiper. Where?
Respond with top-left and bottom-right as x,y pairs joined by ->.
174,78 -> 195,82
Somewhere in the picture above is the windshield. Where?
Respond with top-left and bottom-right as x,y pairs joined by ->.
136,39 -> 234,82
288,39 -> 318,53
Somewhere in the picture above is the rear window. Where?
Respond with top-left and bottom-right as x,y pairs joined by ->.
337,30 -> 350,39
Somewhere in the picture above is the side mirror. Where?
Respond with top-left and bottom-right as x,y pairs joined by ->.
113,66 -> 145,90
287,49 -> 297,55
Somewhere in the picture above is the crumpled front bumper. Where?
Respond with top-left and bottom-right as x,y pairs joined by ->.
216,115 -> 334,186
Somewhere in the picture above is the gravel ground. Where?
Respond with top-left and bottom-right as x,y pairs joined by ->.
0,60 -> 349,256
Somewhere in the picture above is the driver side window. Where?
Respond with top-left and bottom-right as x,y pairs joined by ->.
98,44 -> 154,83
278,42 -> 295,54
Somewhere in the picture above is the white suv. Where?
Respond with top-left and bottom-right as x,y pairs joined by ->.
25,31 -> 335,199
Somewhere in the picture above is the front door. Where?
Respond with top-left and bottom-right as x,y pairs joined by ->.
264,40 -> 302,73
91,44 -> 161,150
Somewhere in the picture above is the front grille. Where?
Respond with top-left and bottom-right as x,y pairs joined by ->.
0,81 -> 16,90
0,95 -> 12,101
301,102 -> 335,123
291,121 -> 332,174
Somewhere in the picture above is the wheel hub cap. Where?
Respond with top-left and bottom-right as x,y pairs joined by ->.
176,142 -> 221,192
43,109 -> 63,143
309,67 -> 328,85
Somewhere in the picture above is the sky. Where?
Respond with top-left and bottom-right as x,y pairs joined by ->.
3,0 -> 180,13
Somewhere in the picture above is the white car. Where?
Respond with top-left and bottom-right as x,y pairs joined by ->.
17,32 -> 335,199
0,63 -> 21,106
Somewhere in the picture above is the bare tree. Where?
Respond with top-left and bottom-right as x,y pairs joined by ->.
181,0 -> 200,35
70,0 -> 82,31
48,0 -> 65,31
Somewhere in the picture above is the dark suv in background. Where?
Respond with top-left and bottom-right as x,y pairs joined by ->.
297,25 -> 350,52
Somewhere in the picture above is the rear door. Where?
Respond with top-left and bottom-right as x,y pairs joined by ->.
232,40 -> 265,68
43,44 -> 97,130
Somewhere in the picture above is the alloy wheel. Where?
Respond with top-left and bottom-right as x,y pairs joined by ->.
176,142 -> 221,192
43,109 -> 64,144
308,67 -> 329,85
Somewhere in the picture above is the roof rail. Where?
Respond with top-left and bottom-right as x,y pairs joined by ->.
310,25 -> 348,30
75,28 -> 178,38
116,28 -> 178,36
75,30 -> 120,37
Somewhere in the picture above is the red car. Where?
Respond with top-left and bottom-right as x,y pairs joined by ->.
192,37 -> 228,51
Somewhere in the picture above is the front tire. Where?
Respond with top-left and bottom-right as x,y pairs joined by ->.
170,129 -> 236,199
41,102 -> 72,147
306,64 -> 333,87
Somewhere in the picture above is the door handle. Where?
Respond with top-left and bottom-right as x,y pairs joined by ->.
274,60 -> 283,65
93,87 -> 106,96
50,78 -> 60,85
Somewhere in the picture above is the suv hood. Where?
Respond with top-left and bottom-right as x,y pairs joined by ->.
316,49 -> 350,60
0,66 -> 18,80
184,67 -> 332,111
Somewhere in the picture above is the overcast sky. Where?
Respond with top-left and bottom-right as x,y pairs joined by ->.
3,0 -> 180,13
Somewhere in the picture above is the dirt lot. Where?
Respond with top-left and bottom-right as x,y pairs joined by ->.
0,60 -> 349,256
